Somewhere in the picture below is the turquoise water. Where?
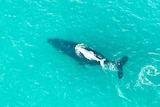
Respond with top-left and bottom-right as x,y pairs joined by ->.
0,0 -> 160,106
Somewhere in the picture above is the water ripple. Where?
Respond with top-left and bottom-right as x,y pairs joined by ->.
136,65 -> 160,87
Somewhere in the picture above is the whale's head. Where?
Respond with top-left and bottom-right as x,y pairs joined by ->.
47,38 -> 61,45
47,38 -> 77,53
47,38 -> 66,49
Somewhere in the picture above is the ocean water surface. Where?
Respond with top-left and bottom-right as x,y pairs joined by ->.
0,0 -> 160,107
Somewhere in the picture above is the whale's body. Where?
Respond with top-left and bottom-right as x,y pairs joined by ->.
48,38 -> 128,79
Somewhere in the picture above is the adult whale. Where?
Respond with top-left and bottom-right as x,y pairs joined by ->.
47,38 -> 128,79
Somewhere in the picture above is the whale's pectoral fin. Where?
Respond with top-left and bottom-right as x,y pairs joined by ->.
116,56 -> 128,79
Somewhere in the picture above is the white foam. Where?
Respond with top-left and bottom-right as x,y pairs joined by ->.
102,62 -> 117,71
137,65 -> 160,87
148,52 -> 160,56
70,0 -> 87,4
117,87 -> 131,102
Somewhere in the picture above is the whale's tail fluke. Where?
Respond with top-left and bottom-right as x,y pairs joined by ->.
116,56 -> 128,79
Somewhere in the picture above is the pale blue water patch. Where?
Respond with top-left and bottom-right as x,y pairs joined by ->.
0,0 -> 160,107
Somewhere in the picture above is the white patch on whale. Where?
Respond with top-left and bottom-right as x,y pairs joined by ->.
75,44 -> 106,67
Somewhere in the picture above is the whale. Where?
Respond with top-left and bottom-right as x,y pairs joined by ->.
47,38 -> 128,79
